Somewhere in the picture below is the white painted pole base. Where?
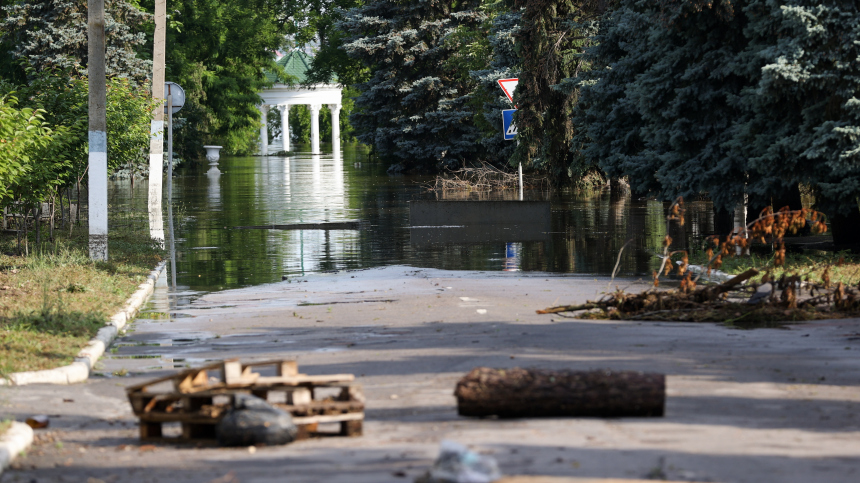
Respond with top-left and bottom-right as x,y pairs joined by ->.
518,162 -> 524,201
148,141 -> 164,246
88,132 -> 108,261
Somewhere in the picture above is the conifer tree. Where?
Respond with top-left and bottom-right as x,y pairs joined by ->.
510,0 -> 605,180
739,0 -> 860,240
469,9 -> 522,165
1,0 -> 151,84
341,0 -> 486,170
575,0 -> 860,239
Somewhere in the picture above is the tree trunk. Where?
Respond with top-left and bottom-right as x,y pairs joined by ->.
49,197 -> 55,242
34,205 -> 40,247
713,206 -> 734,236
455,368 -> 665,418
830,209 -> 860,248
747,185 -> 803,225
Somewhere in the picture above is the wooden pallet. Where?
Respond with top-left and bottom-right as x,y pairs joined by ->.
127,359 -> 364,443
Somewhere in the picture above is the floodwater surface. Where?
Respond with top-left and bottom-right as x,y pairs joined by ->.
113,144 -> 717,293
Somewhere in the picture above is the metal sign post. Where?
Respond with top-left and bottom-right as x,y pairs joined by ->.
164,82 -> 185,204
163,82 -> 184,290
498,78 -> 522,199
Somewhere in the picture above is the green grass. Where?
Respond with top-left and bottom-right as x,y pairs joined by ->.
0,222 -> 164,376
687,246 -> 860,286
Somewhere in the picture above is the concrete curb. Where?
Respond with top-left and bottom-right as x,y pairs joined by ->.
0,261 -> 168,386
0,422 -> 34,475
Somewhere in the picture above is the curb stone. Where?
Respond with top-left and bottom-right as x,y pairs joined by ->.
0,261 -> 168,386
0,422 -> 34,475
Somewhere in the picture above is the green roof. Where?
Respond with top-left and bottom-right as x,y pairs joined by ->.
265,49 -> 335,85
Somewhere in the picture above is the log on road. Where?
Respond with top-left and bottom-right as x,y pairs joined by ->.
455,368 -> 665,418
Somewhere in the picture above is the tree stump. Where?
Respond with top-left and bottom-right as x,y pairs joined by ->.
455,368 -> 665,418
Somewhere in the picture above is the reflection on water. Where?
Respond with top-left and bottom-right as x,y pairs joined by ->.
110,144 -> 717,292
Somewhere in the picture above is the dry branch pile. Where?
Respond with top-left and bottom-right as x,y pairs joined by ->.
539,199 -> 860,325
426,163 -> 549,192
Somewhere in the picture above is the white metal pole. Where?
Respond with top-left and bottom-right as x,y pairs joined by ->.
167,93 -> 173,203
518,162 -> 523,201
88,0 -> 108,261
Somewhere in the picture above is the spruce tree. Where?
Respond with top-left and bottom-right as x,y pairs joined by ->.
739,0 -> 860,237
1,0 -> 152,84
469,9 -> 522,166
510,0 -> 605,181
340,0 -> 486,170
576,0 -> 860,240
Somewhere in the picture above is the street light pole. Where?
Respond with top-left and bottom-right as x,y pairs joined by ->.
88,0 -> 108,260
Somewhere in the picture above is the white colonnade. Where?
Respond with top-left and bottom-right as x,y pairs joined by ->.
258,83 -> 343,156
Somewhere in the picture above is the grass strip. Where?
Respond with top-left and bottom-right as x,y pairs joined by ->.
688,246 -> 860,286
0,224 -> 164,376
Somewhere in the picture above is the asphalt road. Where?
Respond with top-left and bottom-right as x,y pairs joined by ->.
2,266 -> 859,483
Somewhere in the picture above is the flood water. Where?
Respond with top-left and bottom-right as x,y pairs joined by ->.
112,144 -> 717,293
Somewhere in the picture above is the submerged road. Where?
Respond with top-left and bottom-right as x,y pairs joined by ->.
2,266 -> 859,482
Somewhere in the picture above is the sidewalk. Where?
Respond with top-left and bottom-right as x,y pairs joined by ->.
1,266 -> 858,482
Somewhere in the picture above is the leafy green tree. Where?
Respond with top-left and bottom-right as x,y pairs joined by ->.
2,69 -> 157,204
281,0 -> 368,87
0,94 -> 55,203
341,0 -> 487,170
135,0 -> 287,159
0,0 -> 152,84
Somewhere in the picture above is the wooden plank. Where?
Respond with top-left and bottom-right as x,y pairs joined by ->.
286,387 -> 312,405
277,360 -> 298,377
138,413 -> 225,424
253,374 -> 354,385
278,400 -> 364,412
292,412 -> 364,425
339,420 -> 362,437
140,422 -> 163,439
338,385 -> 365,403
126,361 -> 225,393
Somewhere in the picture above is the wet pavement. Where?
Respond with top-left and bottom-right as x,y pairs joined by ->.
2,267 -> 860,482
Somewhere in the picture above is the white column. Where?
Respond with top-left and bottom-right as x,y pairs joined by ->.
310,103 -> 321,154
259,104 -> 269,156
280,104 -> 290,152
329,103 -> 341,155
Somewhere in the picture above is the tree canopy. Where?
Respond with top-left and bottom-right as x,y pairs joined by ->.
341,0 -> 489,170
574,0 -> 860,225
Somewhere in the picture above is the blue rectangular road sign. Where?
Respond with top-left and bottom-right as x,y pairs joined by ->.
502,109 -> 517,140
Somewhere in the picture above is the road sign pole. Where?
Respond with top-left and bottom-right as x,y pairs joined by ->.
167,92 -> 173,203
519,162 -> 523,201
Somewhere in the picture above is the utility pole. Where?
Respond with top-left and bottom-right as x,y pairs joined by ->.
148,0 -> 167,245
88,0 -> 108,260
